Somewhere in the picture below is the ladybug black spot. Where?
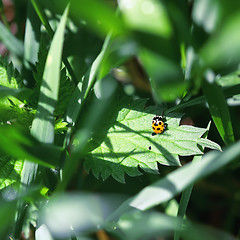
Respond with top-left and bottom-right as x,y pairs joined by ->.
157,128 -> 160,130
152,126 -> 155,130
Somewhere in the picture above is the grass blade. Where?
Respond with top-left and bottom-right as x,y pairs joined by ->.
0,21 -> 24,58
173,155 -> 200,240
31,4 -> 69,143
66,33 -> 112,126
203,79 -> 234,144
107,140 -> 240,221
174,122 -> 212,240
21,3 -> 69,185
23,0 -> 40,71
0,125 -> 62,169
167,83 -> 240,114
57,74 -> 117,191
31,0 -> 78,85
0,85 -> 31,100
130,141 -> 240,210
15,5 -> 69,238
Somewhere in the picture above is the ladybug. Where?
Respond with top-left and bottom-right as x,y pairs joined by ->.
151,115 -> 167,136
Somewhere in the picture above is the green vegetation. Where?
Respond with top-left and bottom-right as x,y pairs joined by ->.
0,0 -> 240,239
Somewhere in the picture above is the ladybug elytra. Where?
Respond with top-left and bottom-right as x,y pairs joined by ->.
152,115 -> 167,135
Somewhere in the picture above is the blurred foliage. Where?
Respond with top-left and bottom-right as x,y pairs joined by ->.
0,0 -> 240,239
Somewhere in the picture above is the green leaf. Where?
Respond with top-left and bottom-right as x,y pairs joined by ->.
174,122 -> 211,240
66,33 -> 112,126
129,140 -> 240,210
0,197 -> 17,237
0,56 -> 23,88
32,41 -> 75,115
0,125 -> 62,169
55,69 -> 75,116
167,70 -> 240,113
139,49 -> 186,102
84,98 -> 220,183
216,70 -> 240,87
116,211 -> 235,240
118,0 -> 172,38
202,77 -> 234,144
57,75 -> 118,192
31,0 -> 78,85
23,0 -> 41,70
108,141 -> 239,221
69,0 -> 126,37
30,36 -> 49,108
200,10 -> 240,69
31,4 -> 69,142
0,21 -> 24,58
215,70 -> 240,106
167,96 -> 206,113
0,56 -> 33,125
196,138 -> 222,151
0,85 -> 31,100
0,154 -> 23,190
21,4 -> 69,186
192,0 -> 221,33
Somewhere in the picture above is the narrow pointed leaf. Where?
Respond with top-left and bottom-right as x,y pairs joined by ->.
203,79 -> 234,144
31,4 -> 69,142
23,0 -> 41,70
66,33 -> 112,126
130,141 -> 240,210
0,21 -> 24,58
21,4 -> 69,186
0,125 -> 62,169
0,85 -> 31,100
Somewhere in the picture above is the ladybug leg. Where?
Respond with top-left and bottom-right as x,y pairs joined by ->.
152,132 -> 157,136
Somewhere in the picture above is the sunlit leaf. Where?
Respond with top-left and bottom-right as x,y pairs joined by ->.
0,56 -> 33,125
31,4 -> 69,143
21,4 -> 69,186
84,98 -> 220,183
0,154 -> 23,190
192,0 -> 221,33
216,70 -> 240,87
23,0 -> 41,70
